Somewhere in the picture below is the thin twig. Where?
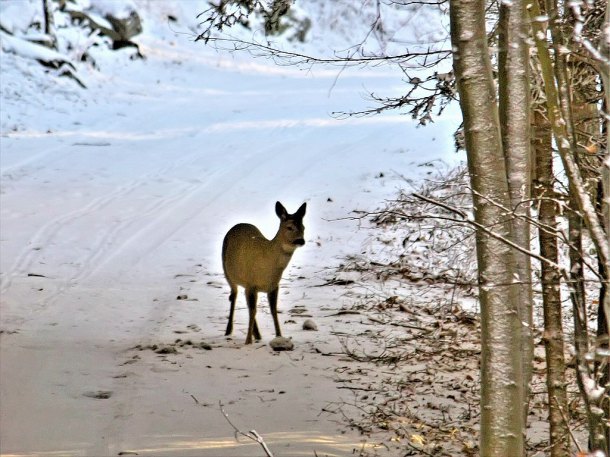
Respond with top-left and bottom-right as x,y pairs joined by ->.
468,188 -> 601,278
406,440 -> 436,456
552,395 -> 584,453
219,401 -> 275,457
411,192 -> 576,281
197,36 -> 451,65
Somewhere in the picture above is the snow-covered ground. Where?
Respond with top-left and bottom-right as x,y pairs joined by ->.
1,2 -> 462,455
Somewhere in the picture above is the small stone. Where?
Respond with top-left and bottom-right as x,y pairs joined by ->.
83,390 -> 113,399
154,345 -> 177,354
302,319 -> 318,331
196,341 -> 212,350
269,336 -> 294,351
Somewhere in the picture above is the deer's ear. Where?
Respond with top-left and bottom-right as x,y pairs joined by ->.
275,201 -> 288,220
295,202 -> 307,219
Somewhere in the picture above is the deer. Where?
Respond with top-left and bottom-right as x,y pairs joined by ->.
222,201 -> 307,344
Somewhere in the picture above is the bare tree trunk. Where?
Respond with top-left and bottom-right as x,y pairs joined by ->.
497,0 -> 533,431
568,205 -> 605,452
450,0 -> 525,454
596,241 -> 609,453
569,39 -> 609,451
568,213 -> 587,354
42,0 -> 53,35
599,4 -> 610,444
529,0 -> 610,450
533,109 -> 571,457
42,0 -> 56,48
550,0 -> 609,450
597,0 -> 610,442
529,0 -> 610,290
600,0 -> 610,348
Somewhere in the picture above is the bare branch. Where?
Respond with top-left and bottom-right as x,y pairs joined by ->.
411,192 -> 570,278
196,36 -> 451,66
218,401 -> 275,457
194,2 -> 454,124
552,395 -> 585,453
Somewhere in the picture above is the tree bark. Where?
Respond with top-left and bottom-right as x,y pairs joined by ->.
601,0 -> 610,278
533,109 -> 571,457
497,0 -> 534,431
42,0 -> 56,48
450,0 -> 525,454
529,0 -> 609,450
569,31 -> 609,451
529,0 -> 609,285
599,3 -> 610,449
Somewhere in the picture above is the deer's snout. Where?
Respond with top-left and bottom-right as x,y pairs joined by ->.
293,238 -> 305,246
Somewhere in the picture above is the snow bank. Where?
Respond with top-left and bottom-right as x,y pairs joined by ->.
89,0 -> 138,19
0,0 -> 41,35
0,31 -> 71,66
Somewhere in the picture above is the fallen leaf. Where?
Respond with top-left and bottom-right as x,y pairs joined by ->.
410,434 -> 425,446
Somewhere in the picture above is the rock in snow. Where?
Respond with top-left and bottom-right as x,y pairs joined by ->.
269,336 -> 294,351
302,319 -> 318,331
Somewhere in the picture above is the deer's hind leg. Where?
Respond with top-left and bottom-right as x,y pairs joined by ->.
268,288 -> 282,337
245,288 -> 261,344
225,283 -> 238,336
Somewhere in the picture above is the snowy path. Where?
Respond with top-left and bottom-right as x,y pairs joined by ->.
1,34 -> 459,456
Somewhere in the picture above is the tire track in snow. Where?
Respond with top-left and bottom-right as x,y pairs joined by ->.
1,138 -> 267,327
70,139 -> 297,278
27,138 -> 289,327
0,178 -> 145,296
0,140 -> 69,180
0,146 -> 220,298
2,131 -> 306,331
37,179 -> 203,310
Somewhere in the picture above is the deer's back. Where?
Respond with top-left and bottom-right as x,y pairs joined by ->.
222,223 -> 287,292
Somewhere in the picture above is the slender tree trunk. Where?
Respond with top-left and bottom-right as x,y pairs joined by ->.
450,0 -> 525,454
598,0 -> 610,355
598,4 -> 610,441
42,0 -> 53,35
602,4 -> 610,446
568,211 -> 595,431
498,0 -> 533,431
568,204 -> 605,452
568,213 -> 587,354
529,0 -> 609,285
569,42 -> 609,451
596,241 -> 609,452
543,0 -> 610,311
533,110 -> 571,457
529,0 -> 609,450
42,0 -> 56,48
600,0 -> 610,276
